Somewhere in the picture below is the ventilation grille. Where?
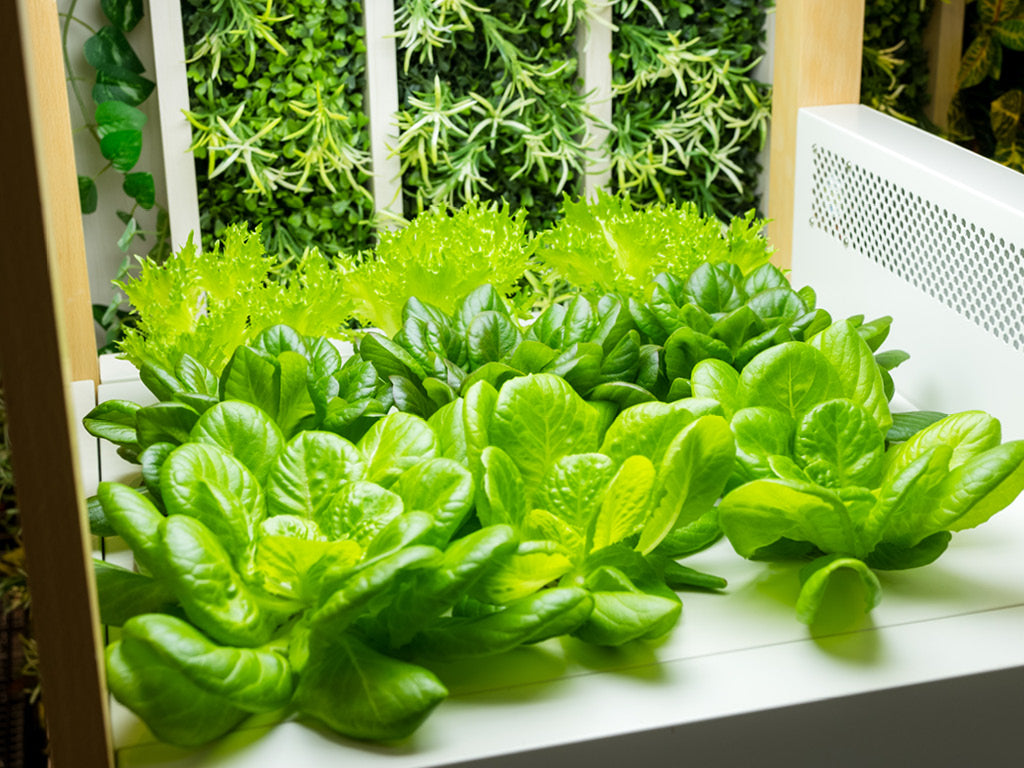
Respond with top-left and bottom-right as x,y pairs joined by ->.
809,144 -> 1024,351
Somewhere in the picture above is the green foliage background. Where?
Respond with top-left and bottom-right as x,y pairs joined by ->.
180,0 -> 375,260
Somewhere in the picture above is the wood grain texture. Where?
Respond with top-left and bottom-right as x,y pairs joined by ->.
0,1 -> 112,766
767,0 -> 866,268
923,0 -> 966,131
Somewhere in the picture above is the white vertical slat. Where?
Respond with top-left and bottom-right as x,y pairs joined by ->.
578,2 -> 614,198
364,1 -> 404,225
145,0 -> 202,252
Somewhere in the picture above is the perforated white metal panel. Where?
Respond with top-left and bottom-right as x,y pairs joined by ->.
792,105 -> 1024,438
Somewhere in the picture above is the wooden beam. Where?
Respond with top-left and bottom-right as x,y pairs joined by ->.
0,1 -> 112,766
767,0 -> 866,268
923,0 -> 966,131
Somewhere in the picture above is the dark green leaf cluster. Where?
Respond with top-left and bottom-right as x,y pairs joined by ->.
948,0 -> 1024,172
608,0 -> 772,219
860,0 -> 936,124
86,325 -> 393,468
395,0 -> 589,229
181,0 -> 374,258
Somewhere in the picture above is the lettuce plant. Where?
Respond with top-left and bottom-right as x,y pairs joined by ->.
94,399 -> 599,745
116,226 -> 358,376
698,321 -> 1024,624
345,200 -> 536,335
85,326 -> 392,470
536,190 -> 773,299
427,374 -> 734,645
359,283 -> 647,418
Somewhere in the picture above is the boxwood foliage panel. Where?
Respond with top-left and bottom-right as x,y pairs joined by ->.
180,0 -> 374,260
393,0 -> 590,231
607,0 -> 772,220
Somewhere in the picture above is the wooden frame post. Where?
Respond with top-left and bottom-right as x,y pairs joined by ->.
0,1 -> 112,766
923,0 -> 966,131
767,0 -> 866,268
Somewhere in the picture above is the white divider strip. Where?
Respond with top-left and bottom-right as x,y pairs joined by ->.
365,1 -> 404,226
579,1 -> 613,198
147,0 -> 202,252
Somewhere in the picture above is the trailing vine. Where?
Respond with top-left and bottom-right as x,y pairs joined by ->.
61,0 -> 170,352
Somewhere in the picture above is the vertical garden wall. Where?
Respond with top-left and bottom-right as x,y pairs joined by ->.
179,0 -> 376,259
157,1 -> 774,250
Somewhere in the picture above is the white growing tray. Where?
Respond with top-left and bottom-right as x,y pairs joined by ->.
82,106 -> 1024,767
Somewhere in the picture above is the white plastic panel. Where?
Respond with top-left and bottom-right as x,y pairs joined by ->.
792,104 -> 1024,438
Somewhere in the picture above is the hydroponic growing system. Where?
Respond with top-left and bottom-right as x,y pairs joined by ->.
3,2 -> 1024,768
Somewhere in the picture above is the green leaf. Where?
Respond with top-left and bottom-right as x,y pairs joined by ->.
78,175 -> 98,213
884,411 -> 1002,480
265,431 -> 365,519
730,406 -> 795,483
102,0 -> 144,33
220,346 -> 281,420
358,412 -> 437,487
866,531 -> 952,571
84,26 -> 145,75
191,401 -> 285,484
107,613 -> 292,744
293,634 -> 447,741
83,399 -> 140,447
314,481 -> 405,545
794,400 -> 885,489
117,215 -> 139,251
477,446 -> 526,527
136,402 -> 199,448
598,400 -> 695,466
107,635 -> 247,747
467,311 -> 522,367
942,440 -> 1024,532
160,442 -> 265,558
95,100 -> 146,139
394,458 -> 475,543
808,321 -> 892,431
690,358 -> 741,417
591,455 -> 656,551
738,342 -> 843,419
255,534 -> 361,601
97,482 -> 166,574
956,33 -> 994,90
796,555 -> 881,625
93,68 -> 155,106
157,515 -> 279,646
886,410 -> 948,443
123,171 -> 155,209
312,546 -> 441,635
719,479 -> 862,559
573,567 -> 681,646
93,559 -> 177,627
663,327 -> 732,381
638,415 -> 735,554
488,374 -> 600,495
385,525 -> 518,646
994,19 -> 1024,50
408,587 -> 593,660
469,540 -> 573,603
